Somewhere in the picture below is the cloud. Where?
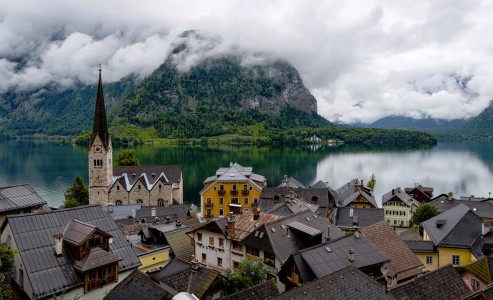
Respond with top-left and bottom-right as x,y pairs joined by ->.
0,0 -> 492,122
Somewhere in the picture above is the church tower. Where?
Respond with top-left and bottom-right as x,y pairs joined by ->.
88,66 -> 113,205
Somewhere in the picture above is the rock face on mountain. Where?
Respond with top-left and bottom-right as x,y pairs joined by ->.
454,100 -> 493,137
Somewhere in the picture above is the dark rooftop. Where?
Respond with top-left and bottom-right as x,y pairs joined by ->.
220,280 -> 279,300
0,184 -> 47,213
73,247 -> 121,272
334,207 -> 384,228
104,269 -> 167,300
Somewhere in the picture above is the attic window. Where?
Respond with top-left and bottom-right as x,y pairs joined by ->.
325,247 -> 332,253
274,195 -> 280,203
271,228 -> 276,233
152,173 -> 156,177
305,217 -> 311,221
132,173 -> 136,177
259,232 -> 265,238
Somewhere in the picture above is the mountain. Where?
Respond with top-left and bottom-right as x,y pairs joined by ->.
350,116 -> 466,135
453,101 -> 493,138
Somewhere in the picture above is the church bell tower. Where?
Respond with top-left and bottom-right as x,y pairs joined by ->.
88,66 -> 113,205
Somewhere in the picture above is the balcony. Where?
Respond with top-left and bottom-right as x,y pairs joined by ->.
86,272 -> 117,292
218,189 -> 226,196
241,189 -> 249,195
230,189 -> 238,196
205,202 -> 214,207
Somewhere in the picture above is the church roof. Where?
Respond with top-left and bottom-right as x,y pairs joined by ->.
112,165 -> 182,192
90,68 -> 110,150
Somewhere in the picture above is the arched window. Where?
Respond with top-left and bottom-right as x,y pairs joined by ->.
136,199 -> 143,204
115,200 -> 122,206
138,185 -> 141,190
157,199 -> 164,206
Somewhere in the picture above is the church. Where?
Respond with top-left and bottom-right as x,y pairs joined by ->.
88,68 -> 183,206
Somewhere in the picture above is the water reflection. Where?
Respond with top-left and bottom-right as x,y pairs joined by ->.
0,140 -> 492,208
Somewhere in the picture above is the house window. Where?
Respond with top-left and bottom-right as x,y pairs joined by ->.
244,198 -> 249,204
158,199 -> 164,206
206,198 -> 212,204
311,196 -> 319,202
116,186 -> 120,191
214,186 -> 217,191
138,185 -> 141,190
232,241 -> 243,252
217,257 -> 222,267
233,261 -> 240,269
232,184 -> 237,191
393,220 -> 397,225
220,184 -> 224,190
246,246 -> 259,257
202,253 -> 206,263
472,278 -> 480,290
115,200 -> 122,206
426,256 -> 433,264
231,198 -> 239,204
197,233 -> 202,242
219,238 -> 224,248
265,251 -> 275,267
219,208 -> 224,216
159,184 -> 162,189
452,255 -> 460,265
219,198 -> 224,204
209,237 -> 214,246
243,184 -> 248,190
253,198 -> 258,204
136,199 -> 143,204
206,208 -> 211,216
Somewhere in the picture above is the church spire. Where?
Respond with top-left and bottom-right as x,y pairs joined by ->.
90,65 -> 110,149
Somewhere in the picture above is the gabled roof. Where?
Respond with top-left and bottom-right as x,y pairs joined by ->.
335,179 -> 375,205
382,187 -> 420,207
259,187 -> 331,213
334,207 -> 384,228
340,190 -> 378,208
164,230 -> 195,262
220,280 -> 279,300
404,184 -> 434,198
241,210 -> 345,263
464,256 -> 493,285
90,68 -> 110,150
310,180 -> 329,189
277,177 -> 306,188
390,265 -> 471,300
0,184 -> 47,213
112,165 -> 182,192
272,267 -> 395,300
200,163 -> 265,194
63,219 -> 112,247
104,269 -> 167,300
361,221 -> 423,282
429,197 -> 493,220
404,240 -> 436,253
73,247 -> 121,272
422,203 -> 482,248
6,205 -> 140,299
283,233 -> 390,283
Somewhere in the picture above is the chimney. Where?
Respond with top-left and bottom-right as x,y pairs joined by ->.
191,255 -> 200,270
108,203 -> 114,213
348,248 -> 355,264
482,223 -> 491,235
54,233 -> 63,256
151,207 -> 156,217
227,213 -> 236,237
166,216 -> 171,223
448,192 -> 453,201
176,219 -> 182,226
253,207 -> 260,221
155,217 -> 160,224
327,226 -> 331,241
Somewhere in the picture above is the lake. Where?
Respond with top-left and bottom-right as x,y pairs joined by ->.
1,139 -> 492,208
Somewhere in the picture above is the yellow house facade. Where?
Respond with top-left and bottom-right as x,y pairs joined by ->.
200,163 -> 266,218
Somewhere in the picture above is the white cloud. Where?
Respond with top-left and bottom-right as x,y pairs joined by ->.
0,0 -> 492,122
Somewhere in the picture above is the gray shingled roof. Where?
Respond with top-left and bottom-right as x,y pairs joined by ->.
429,197 -> 493,219
422,203 -> 482,248
404,240 -> 436,253
73,247 -> 121,272
102,204 -> 142,220
241,211 -> 345,264
260,187 -> 332,218
0,184 -> 47,213
271,267 -> 395,300
336,179 -> 378,208
6,205 -> 140,299
334,207 -> 384,228
104,269 -> 167,300
390,264 -> 471,300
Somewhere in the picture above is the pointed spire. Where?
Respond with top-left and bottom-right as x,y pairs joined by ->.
90,65 -> 110,149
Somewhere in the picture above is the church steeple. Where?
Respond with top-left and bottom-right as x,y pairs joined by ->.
90,65 -> 110,150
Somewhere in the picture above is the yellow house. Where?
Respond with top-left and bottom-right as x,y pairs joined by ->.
411,203 -> 484,271
200,163 -> 266,218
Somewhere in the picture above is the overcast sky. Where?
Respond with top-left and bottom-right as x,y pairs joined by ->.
1,0 -> 492,123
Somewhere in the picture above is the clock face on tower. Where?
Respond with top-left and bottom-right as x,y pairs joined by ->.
95,146 -> 102,153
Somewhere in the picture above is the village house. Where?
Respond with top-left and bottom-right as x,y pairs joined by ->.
429,193 -> 493,224
404,184 -> 434,203
88,68 -> 183,206
0,205 -> 140,299
0,184 -> 48,225
103,269 -> 168,300
406,204 -> 486,271
461,256 -> 493,292
200,163 -> 266,218
240,210 -> 345,291
333,207 -> 384,231
335,179 -> 377,208
382,187 -> 420,228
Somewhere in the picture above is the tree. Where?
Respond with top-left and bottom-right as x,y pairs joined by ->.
63,198 -> 80,208
366,174 -> 376,192
222,259 -> 268,295
64,176 -> 89,206
115,149 -> 140,166
0,243 -> 18,299
411,203 -> 439,235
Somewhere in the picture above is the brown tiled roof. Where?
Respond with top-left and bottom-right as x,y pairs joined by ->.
231,211 -> 282,241
165,230 -> 194,262
390,264 -> 471,300
73,247 -> 121,272
63,219 -> 112,247
361,220 -> 423,282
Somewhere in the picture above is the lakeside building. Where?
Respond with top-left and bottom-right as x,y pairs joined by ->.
382,187 -> 420,228
0,183 -> 48,224
88,68 -> 183,206
199,162 -> 265,218
335,179 -> 377,208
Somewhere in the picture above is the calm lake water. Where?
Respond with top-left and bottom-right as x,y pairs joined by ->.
1,140 -> 492,208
